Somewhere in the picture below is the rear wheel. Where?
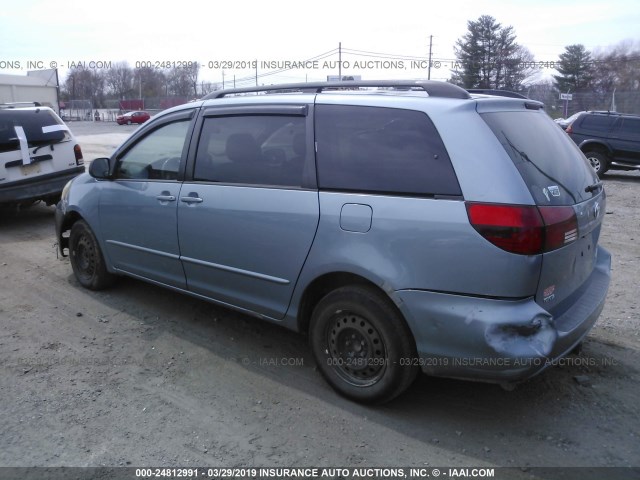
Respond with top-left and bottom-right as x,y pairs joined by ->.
310,285 -> 419,403
584,150 -> 609,177
69,220 -> 116,290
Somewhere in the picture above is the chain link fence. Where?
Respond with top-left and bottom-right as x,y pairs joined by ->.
527,90 -> 640,118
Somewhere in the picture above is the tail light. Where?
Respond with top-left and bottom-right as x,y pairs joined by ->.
466,203 -> 578,255
74,144 -> 84,166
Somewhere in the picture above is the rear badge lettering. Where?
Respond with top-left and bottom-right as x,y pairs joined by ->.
548,186 -> 561,197
543,285 -> 556,303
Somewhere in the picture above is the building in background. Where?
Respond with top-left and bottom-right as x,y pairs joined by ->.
0,69 -> 60,113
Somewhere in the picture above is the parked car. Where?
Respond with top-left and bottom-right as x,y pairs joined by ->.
1,103 -> 84,207
554,111 -> 585,130
56,80 -> 611,403
116,110 -> 150,125
566,111 -> 640,176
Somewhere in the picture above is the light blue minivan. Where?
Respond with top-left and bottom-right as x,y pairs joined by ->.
56,81 -> 611,403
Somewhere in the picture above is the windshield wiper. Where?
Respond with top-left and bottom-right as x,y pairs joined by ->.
502,133 -> 577,204
585,182 -> 603,193
33,138 -> 64,154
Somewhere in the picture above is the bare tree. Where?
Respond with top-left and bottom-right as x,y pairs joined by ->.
164,64 -> 200,97
199,81 -> 220,96
62,66 -> 106,107
133,67 -> 166,98
592,40 -> 640,93
186,63 -> 200,98
106,61 -> 134,99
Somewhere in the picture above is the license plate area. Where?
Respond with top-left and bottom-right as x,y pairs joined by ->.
20,163 -> 41,176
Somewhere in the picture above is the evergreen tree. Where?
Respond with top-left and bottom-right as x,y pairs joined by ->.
553,44 -> 593,93
452,15 -> 534,90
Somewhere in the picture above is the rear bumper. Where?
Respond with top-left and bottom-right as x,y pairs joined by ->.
0,167 -> 85,205
396,246 -> 611,383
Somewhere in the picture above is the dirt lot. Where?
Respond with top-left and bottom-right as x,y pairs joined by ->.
0,123 -> 639,473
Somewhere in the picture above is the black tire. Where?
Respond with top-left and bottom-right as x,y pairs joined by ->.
584,151 -> 608,178
309,285 -> 419,404
69,220 -> 116,290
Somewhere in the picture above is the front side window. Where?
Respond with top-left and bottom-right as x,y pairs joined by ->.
194,115 -> 306,187
116,120 -> 190,180
314,105 -> 461,196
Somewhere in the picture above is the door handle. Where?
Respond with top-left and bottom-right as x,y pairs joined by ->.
156,195 -> 176,202
180,195 -> 203,204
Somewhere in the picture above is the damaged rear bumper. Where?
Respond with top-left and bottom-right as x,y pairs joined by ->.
395,246 -> 611,383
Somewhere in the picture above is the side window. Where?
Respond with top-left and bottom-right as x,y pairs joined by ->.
315,105 -> 461,196
617,117 -> 640,137
116,120 -> 190,180
193,115 -> 306,187
580,115 -> 616,132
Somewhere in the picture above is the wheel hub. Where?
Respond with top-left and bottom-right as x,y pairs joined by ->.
75,236 -> 95,275
328,312 -> 386,385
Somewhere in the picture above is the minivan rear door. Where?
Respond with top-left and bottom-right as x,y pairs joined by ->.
480,107 -> 605,310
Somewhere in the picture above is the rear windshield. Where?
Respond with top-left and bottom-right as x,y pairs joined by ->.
481,111 -> 598,205
0,109 -> 69,153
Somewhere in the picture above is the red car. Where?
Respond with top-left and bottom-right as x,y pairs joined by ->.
116,111 -> 150,125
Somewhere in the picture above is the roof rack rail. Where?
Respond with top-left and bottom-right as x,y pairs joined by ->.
203,80 -> 471,100
467,89 -> 528,99
0,101 -> 43,109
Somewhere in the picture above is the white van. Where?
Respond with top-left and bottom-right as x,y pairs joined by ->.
0,104 -> 84,207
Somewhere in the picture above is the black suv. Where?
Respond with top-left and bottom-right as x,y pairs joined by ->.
566,111 -> 640,177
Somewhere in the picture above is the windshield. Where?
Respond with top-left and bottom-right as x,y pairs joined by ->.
482,111 -> 598,205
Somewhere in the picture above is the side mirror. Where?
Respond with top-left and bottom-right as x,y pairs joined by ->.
88,157 -> 113,179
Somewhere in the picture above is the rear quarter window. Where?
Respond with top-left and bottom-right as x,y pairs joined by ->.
482,111 -> 598,205
616,117 -> 640,137
315,105 -> 461,196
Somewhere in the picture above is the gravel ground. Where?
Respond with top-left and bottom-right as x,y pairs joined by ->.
0,123 -> 638,475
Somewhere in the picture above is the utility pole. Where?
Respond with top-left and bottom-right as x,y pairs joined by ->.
428,35 -> 433,80
339,42 -> 342,80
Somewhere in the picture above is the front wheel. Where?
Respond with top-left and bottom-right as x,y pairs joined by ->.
69,220 -> 116,290
584,151 -> 609,177
310,285 -> 419,404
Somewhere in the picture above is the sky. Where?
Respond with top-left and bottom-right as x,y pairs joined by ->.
1,0 -> 639,88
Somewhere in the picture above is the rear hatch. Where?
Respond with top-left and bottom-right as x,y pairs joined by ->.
0,108 -> 78,185
480,108 -> 605,312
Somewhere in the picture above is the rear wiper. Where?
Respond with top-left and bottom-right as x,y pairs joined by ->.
585,182 -> 603,193
33,138 -> 63,154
